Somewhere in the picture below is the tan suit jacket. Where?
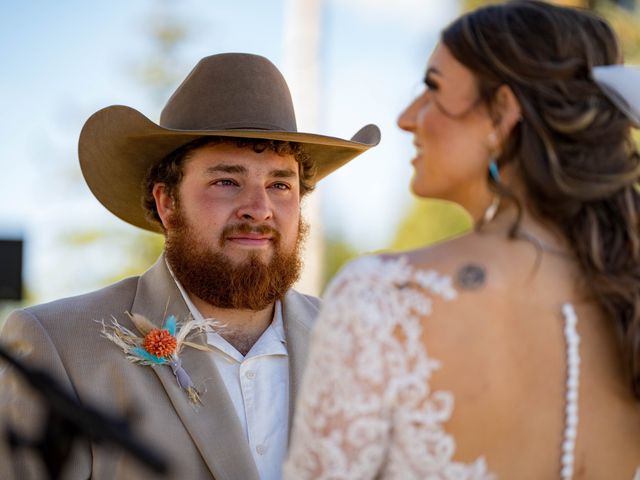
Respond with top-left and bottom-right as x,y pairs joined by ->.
0,255 -> 319,479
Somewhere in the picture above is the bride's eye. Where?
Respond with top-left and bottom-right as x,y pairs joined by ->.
424,76 -> 439,91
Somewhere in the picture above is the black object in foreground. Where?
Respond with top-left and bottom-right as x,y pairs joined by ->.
0,343 -> 170,478
0,239 -> 23,301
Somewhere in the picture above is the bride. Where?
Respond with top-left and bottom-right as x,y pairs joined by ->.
284,1 -> 640,478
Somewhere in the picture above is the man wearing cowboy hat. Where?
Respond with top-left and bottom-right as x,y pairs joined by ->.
0,53 -> 379,479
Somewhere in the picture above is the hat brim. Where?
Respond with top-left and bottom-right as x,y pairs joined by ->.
79,105 -> 381,233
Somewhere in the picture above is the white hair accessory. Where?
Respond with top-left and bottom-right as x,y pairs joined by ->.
592,65 -> 640,127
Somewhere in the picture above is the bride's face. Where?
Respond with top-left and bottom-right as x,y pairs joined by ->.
397,44 -> 495,211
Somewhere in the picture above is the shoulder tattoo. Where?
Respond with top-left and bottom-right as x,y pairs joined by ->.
455,264 -> 486,290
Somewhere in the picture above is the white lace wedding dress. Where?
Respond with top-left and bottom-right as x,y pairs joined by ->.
283,256 -> 640,480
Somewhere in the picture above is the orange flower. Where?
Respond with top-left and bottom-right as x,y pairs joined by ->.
143,329 -> 177,358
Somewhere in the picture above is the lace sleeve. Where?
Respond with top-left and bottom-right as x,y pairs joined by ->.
284,256 -> 461,480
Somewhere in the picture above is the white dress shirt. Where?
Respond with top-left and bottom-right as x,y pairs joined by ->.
169,267 -> 289,480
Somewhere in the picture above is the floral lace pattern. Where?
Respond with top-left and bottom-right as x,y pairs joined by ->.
284,256 -> 495,479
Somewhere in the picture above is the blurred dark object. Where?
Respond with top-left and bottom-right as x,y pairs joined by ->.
0,343 -> 170,478
0,239 -> 22,301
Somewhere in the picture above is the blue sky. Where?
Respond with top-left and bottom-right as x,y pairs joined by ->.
0,0 -> 458,301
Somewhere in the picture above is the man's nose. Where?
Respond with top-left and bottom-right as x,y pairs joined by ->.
235,187 -> 273,221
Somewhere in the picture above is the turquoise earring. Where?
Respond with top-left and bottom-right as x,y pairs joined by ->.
483,160 -> 501,223
489,161 -> 501,182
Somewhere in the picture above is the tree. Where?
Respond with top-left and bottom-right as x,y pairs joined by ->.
390,199 -> 472,251
321,236 -> 360,293
58,0 -> 192,292
283,0 -> 325,296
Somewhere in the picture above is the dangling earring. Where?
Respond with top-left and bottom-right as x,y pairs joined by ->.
489,161 -> 501,182
483,160 -> 501,223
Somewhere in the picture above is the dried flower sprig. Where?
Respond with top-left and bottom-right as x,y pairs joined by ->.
99,313 -> 219,404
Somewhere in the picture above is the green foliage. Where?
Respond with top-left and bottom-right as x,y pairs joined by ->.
321,236 -> 360,293
390,199 -> 472,252
135,3 -> 192,103
52,0 -> 188,294
62,229 -> 165,285
463,0 -> 590,9
592,1 -> 640,62
461,0 -> 501,10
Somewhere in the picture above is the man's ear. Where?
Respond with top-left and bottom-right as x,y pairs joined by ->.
492,84 -> 522,143
152,183 -> 175,230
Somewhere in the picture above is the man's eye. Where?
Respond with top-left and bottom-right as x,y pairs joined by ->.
213,179 -> 238,186
271,182 -> 291,190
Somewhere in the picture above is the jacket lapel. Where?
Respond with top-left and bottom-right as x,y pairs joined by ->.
130,256 -> 259,480
281,290 -> 318,427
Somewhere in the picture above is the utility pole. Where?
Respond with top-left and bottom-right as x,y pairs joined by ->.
283,0 -> 324,296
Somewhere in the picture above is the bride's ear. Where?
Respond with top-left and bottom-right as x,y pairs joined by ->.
492,85 -> 522,143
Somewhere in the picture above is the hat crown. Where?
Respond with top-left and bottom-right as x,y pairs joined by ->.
160,53 -> 297,132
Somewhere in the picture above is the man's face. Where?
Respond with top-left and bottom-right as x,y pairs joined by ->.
164,143 -> 301,261
154,142 -> 305,310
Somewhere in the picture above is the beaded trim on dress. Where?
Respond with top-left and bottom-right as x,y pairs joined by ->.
560,303 -> 580,480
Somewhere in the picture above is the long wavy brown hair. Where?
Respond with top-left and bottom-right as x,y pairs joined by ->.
443,0 -> 640,398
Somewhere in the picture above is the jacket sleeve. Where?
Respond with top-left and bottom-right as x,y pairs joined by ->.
0,308 -> 92,479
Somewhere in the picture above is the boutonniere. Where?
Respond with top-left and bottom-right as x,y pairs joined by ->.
100,313 -> 218,405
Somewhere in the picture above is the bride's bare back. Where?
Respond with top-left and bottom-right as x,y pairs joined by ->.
405,228 -> 640,478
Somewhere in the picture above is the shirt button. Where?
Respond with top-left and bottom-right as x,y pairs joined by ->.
245,370 -> 256,380
256,444 -> 267,455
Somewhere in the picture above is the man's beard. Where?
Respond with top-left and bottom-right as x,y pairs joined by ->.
165,208 -> 307,311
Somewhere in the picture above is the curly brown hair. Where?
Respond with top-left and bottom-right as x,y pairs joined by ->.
142,136 -> 316,226
443,0 -> 640,398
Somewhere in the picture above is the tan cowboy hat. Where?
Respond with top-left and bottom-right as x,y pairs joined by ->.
79,52 -> 381,233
